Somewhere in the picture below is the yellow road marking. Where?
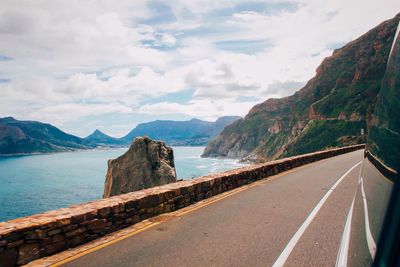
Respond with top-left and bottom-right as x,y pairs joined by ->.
51,222 -> 161,267
49,160 -> 324,266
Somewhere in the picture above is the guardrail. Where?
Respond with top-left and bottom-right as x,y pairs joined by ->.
0,144 -> 365,266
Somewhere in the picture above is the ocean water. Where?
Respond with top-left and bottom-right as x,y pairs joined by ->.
0,146 -> 246,222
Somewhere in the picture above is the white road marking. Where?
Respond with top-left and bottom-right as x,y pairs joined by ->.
360,177 -> 377,259
272,161 -> 362,267
335,190 -> 357,267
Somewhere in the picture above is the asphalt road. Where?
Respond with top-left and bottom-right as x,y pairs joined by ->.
62,150 -> 393,267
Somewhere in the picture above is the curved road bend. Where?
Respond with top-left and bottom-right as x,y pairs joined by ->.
61,150 -> 391,267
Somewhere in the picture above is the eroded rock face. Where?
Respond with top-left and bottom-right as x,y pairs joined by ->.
103,136 -> 176,198
268,121 -> 284,134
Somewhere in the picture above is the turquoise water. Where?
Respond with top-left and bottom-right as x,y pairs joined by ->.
0,147 -> 245,222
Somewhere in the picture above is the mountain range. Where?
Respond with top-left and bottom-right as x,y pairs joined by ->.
0,116 -> 240,155
203,13 -> 400,162
120,116 -> 240,146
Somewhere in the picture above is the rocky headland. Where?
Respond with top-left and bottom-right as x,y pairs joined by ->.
103,136 -> 177,198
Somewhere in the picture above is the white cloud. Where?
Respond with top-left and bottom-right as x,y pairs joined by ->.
0,65 -> 188,127
137,99 -> 259,121
159,33 -> 178,47
34,103 -> 133,127
0,0 -> 399,135
0,0 -> 168,79
61,66 -> 185,102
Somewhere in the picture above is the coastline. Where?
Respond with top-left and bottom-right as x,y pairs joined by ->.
0,146 -> 245,222
0,143 -> 217,158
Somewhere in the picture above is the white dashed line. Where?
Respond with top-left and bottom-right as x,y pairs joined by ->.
335,190 -> 357,267
360,177 -> 377,259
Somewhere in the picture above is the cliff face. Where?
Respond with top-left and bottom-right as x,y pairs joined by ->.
203,13 -> 400,161
103,136 -> 177,198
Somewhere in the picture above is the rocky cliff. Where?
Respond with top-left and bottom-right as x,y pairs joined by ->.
103,136 -> 177,198
203,13 -> 400,162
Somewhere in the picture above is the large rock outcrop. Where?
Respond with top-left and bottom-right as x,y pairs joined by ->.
203,13 -> 400,161
103,136 -> 177,198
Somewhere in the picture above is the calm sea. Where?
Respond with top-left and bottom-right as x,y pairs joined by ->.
0,146 -> 245,222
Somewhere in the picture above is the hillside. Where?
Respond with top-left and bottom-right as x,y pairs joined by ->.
203,14 -> 400,161
121,116 -> 240,146
0,117 -> 91,155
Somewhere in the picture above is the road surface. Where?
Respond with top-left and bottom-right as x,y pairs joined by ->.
60,150 -> 392,267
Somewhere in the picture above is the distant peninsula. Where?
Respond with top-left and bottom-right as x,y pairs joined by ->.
0,116 -> 240,155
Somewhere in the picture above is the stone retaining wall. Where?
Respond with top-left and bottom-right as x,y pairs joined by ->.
0,144 -> 365,266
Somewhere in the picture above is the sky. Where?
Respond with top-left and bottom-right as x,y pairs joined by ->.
0,0 -> 399,137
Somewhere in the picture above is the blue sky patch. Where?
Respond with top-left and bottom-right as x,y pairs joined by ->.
141,89 -> 194,106
0,55 -> 14,61
216,39 -> 273,54
140,1 -> 177,25
206,1 -> 300,19
326,41 -> 347,50
236,95 -> 259,102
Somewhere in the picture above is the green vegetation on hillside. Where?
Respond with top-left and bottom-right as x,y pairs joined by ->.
283,120 -> 365,157
313,80 -> 382,117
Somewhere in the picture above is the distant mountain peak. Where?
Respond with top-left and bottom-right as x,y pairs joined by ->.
92,129 -> 105,136
83,128 -> 125,146
85,129 -> 112,139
